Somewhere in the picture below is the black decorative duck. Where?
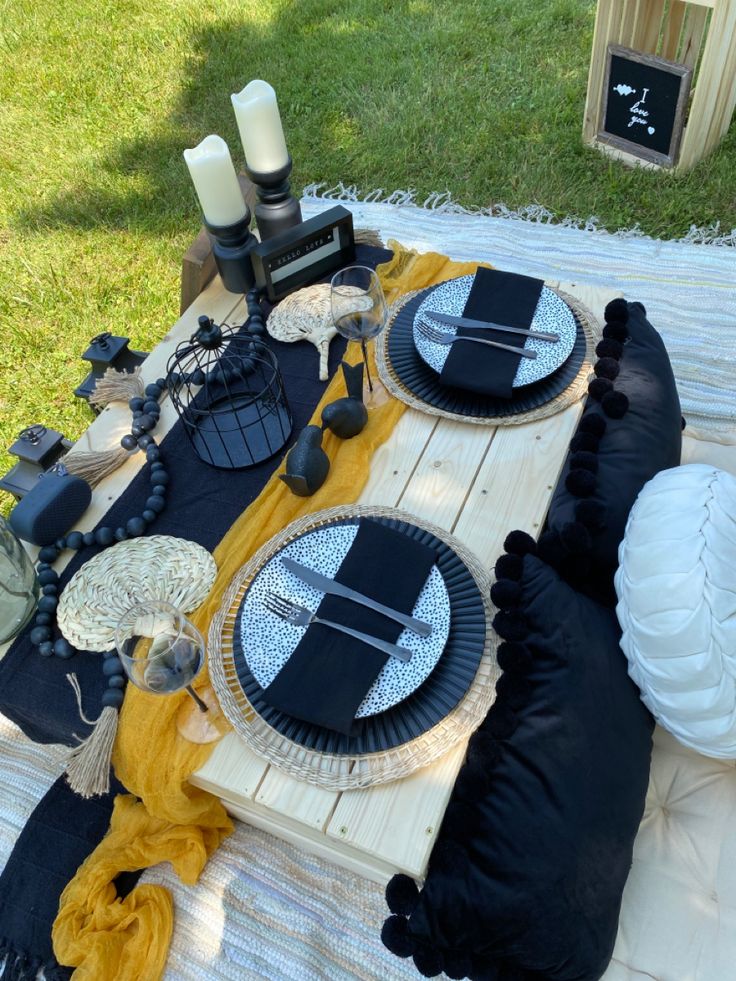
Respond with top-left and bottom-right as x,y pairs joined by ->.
279,425 -> 330,497
320,362 -> 368,439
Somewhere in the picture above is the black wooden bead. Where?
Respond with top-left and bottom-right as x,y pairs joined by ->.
83,532 -> 96,547
145,383 -> 163,399
103,656 -> 125,676
246,289 -> 258,301
102,688 -> 125,708
42,583 -> 58,596
38,595 -> 58,613
191,369 -> 205,386
240,358 -> 256,376
38,641 -> 54,657
38,569 -> 58,586
39,545 -> 59,563
137,414 -> 155,432
31,626 -> 52,645
249,323 -> 267,337
37,562 -> 50,573
151,461 -> 165,472
35,612 -> 52,626
56,538 -> 67,551
137,435 -> 153,449
143,400 -> 160,415
121,434 -> 138,451
155,377 -> 166,390
146,496 -> 165,514
151,469 -> 169,484
126,516 -> 146,537
130,424 -> 144,439
107,674 -> 126,689
129,397 -> 145,412
151,485 -> 166,497
132,409 -> 143,420
115,527 -> 128,541
53,638 -> 74,659
168,372 -> 181,387
95,526 -> 114,546
142,509 -> 156,523
66,531 -> 84,550
146,446 -> 160,463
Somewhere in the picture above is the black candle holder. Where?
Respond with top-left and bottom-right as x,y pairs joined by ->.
244,156 -> 303,241
204,204 -> 259,294
167,316 -> 292,470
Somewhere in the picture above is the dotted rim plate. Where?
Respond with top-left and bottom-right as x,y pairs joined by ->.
238,522 -> 451,718
413,275 -> 577,387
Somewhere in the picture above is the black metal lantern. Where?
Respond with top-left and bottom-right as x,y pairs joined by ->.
166,316 -> 292,469
74,332 -> 148,411
0,425 -> 73,500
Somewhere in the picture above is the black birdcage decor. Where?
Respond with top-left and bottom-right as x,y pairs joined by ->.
166,315 -> 292,469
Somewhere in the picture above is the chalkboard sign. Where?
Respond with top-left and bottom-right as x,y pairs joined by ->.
598,45 -> 692,167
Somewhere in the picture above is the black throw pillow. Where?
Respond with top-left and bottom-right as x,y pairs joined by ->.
382,532 -> 654,981
541,299 -> 682,606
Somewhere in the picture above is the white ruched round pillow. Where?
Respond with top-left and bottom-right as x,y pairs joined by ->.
615,463 -> 736,758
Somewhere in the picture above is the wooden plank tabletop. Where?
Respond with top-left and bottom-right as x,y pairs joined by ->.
191,279 -> 621,882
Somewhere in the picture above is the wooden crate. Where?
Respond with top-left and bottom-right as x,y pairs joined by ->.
583,0 -> 736,171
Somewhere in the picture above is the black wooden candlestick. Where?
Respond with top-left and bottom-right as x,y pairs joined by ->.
204,205 -> 258,294
244,156 -> 302,240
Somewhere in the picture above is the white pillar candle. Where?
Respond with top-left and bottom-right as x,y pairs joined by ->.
183,134 -> 247,227
231,80 -> 289,174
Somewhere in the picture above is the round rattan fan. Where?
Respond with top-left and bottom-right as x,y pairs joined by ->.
57,535 -> 217,652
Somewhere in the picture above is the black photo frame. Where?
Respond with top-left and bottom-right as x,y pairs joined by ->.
598,44 -> 693,167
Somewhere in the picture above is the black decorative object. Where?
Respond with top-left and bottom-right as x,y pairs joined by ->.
0,425 -> 73,501
250,206 -> 356,302
244,156 -> 302,241
321,362 -> 368,439
167,311 -> 292,469
279,425 -> 329,497
203,204 -> 259,295
599,45 -> 693,168
9,464 -> 92,546
74,333 -> 148,411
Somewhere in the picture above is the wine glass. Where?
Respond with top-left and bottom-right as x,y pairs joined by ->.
330,265 -> 388,406
115,600 -> 222,744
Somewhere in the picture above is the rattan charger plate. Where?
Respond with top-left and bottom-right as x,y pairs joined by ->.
376,286 -> 601,426
208,505 -> 498,791
57,536 -> 217,652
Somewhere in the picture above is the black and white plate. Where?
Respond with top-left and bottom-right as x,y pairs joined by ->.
239,524 -> 451,718
413,275 -> 577,387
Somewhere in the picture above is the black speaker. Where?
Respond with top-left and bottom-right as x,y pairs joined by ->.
9,471 -> 92,546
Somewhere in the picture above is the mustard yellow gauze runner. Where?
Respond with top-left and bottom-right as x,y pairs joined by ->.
52,242 -> 487,980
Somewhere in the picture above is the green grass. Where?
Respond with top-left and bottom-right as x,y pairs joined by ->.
1,0 -> 735,510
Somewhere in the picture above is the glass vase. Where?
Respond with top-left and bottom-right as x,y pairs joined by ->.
0,516 -> 39,644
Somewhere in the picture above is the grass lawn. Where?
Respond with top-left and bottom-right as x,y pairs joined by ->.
1,0 -> 735,509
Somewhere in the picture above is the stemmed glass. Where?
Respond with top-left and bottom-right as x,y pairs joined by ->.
115,600 -> 222,744
330,265 -> 388,406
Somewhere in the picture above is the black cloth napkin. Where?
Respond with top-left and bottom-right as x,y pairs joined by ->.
261,519 -> 437,735
0,244 -> 392,981
438,267 -> 544,398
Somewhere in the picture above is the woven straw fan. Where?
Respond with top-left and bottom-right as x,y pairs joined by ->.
266,284 -> 337,380
57,536 -> 217,652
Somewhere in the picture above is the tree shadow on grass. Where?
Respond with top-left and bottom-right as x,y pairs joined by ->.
12,0 -> 602,236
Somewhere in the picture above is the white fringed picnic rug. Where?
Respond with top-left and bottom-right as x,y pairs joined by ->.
1,194 -> 735,981
302,185 -> 736,437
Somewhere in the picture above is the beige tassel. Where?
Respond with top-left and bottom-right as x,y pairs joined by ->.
64,445 -> 132,488
64,674 -> 119,798
89,366 -> 146,409
355,227 -> 384,248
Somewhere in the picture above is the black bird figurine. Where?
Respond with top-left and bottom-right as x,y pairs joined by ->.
279,425 -> 330,497
320,362 -> 368,439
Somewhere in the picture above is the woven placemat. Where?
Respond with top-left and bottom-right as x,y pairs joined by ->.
376,287 -> 601,425
208,504 -> 498,791
57,536 -> 217,652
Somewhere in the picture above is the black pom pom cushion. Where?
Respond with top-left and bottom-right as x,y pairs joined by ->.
384,550 -> 653,980
546,300 -> 682,605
